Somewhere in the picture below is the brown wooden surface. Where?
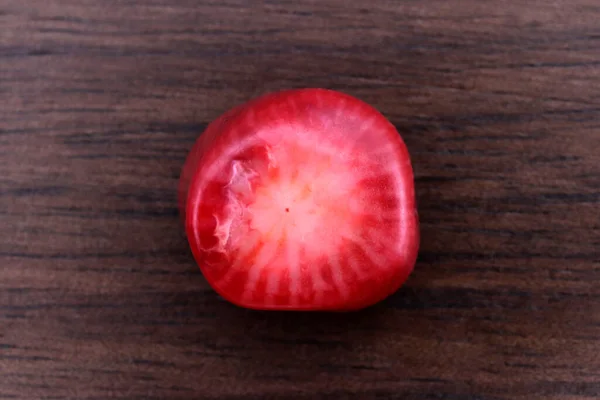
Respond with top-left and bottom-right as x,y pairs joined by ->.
2,1 -> 600,399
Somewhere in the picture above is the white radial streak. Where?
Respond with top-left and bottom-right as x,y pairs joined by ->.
334,99 -> 347,121
347,255 -> 366,280
354,167 -> 396,183
350,117 -> 376,144
359,117 -> 376,133
367,143 -> 397,157
286,243 -> 301,306
367,227 -> 395,255
359,209 -> 401,222
329,254 -> 349,300
312,267 -> 328,305
345,233 -> 387,269
335,142 -> 355,159
265,268 -> 281,306
242,238 -> 281,301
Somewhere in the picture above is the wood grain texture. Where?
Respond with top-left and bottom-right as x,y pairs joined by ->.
1,0 -> 600,399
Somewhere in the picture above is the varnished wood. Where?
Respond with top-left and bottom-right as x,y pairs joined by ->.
2,0 -> 599,399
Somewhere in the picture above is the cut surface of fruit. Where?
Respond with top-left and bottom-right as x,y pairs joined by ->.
180,88 -> 419,311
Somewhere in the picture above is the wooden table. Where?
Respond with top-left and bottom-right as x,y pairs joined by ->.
2,1 -> 599,399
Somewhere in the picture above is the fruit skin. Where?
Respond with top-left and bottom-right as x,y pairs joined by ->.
179,88 -> 419,311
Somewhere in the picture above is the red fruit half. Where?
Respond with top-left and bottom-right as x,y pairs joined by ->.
179,88 -> 419,311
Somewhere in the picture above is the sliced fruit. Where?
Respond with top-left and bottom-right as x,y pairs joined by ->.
180,88 -> 419,311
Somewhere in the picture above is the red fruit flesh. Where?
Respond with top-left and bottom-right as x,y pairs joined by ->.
180,88 -> 419,311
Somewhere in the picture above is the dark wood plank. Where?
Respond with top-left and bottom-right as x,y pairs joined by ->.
1,0 -> 599,399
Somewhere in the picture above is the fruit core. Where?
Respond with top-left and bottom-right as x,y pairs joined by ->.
212,128 -> 367,265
